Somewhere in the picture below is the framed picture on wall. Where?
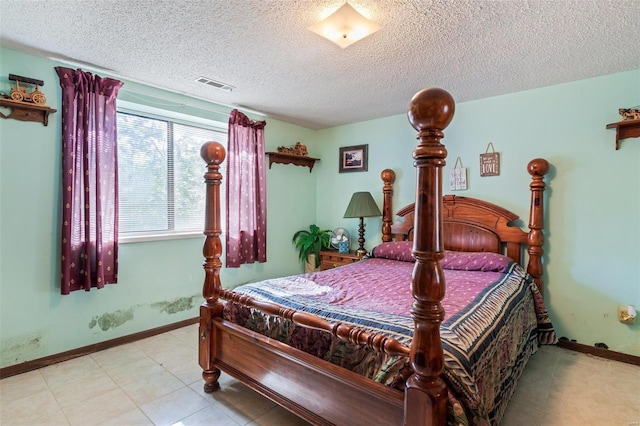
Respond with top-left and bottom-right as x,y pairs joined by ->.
339,144 -> 368,173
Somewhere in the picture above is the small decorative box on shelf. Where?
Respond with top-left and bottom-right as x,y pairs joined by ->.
266,152 -> 320,172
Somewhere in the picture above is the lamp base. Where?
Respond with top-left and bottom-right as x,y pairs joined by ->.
355,216 -> 367,257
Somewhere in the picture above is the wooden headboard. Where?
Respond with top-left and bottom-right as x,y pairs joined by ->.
380,158 -> 550,294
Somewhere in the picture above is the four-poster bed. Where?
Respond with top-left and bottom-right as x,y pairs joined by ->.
198,87 -> 554,425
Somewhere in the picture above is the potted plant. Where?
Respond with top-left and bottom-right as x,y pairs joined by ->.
292,224 -> 331,272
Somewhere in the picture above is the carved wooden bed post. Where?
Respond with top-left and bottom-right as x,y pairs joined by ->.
381,169 -> 396,242
405,88 -> 455,426
198,141 -> 226,393
526,158 -> 550,295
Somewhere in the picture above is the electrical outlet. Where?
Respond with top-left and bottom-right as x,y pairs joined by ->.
618,306 -> 636,324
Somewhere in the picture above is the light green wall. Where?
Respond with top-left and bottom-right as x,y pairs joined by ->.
1,46 -> 638,368
314,70 -> 640,356
0,48 -> 318,368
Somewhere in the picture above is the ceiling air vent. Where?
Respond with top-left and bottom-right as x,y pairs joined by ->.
195,76 -> 235,92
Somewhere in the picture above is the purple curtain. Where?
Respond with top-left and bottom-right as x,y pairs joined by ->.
56,67 -> 123,294
226,110 -> 267,267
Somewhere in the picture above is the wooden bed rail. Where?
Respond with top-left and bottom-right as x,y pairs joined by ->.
219,287 -> 410,358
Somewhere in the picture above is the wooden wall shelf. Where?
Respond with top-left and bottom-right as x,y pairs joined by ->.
266,152 -> 320,172
606,119 -> 640,150
0,98 -> 57,126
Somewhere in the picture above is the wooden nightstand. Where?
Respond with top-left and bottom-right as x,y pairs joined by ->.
319,250 -> 362,271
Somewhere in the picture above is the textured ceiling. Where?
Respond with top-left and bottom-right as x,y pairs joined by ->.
1,0 -> 639,129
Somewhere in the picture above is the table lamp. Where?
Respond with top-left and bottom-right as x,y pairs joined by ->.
343,191 -> 382,257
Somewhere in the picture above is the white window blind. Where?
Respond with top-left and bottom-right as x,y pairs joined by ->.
117,109 -> 226,240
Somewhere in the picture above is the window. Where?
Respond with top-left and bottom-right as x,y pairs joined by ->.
117,102 -> 227,241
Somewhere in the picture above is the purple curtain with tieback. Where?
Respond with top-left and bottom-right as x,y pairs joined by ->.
226,109 -> 267,267
56,66 -> 123,294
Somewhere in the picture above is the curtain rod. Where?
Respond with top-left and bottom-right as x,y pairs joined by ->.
48,56 -> 266,118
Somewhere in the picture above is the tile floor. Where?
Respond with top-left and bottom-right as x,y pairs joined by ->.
1,323 -> 638,425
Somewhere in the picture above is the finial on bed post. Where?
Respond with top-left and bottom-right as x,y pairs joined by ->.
199,141 -> 226,393
526,158 -> 549,296
381,169 -> 395,242
405,88 -> 455,426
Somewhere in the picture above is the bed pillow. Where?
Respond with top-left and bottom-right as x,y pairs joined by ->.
371,241 -> 414,262
372,242 -> 513,272
440,251 -> 513,273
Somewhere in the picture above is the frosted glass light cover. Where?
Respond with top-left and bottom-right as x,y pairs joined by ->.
308,3 -> 381,49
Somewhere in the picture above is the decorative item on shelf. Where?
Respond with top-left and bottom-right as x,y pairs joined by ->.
330,228 -> 350,253
480,142 -> 500,177
5,74 -> 48,105
277,142 -> 308,156
618,304 -> 636,325
619,106 -> 640,121
0,74 -> 57,126
343,191 -> 381,257
449,157 -> 468,191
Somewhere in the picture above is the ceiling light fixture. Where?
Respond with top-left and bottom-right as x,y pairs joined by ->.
308,2 -> 381,49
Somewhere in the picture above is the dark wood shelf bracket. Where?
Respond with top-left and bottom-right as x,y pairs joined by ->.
606,119 -> 640,150
266,152 -> 320,172
0,99 -> 57,126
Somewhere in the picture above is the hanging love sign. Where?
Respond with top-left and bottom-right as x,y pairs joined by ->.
480,142 -> 500,177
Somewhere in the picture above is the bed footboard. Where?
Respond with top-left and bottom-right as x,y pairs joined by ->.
214,319 -> 404,425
